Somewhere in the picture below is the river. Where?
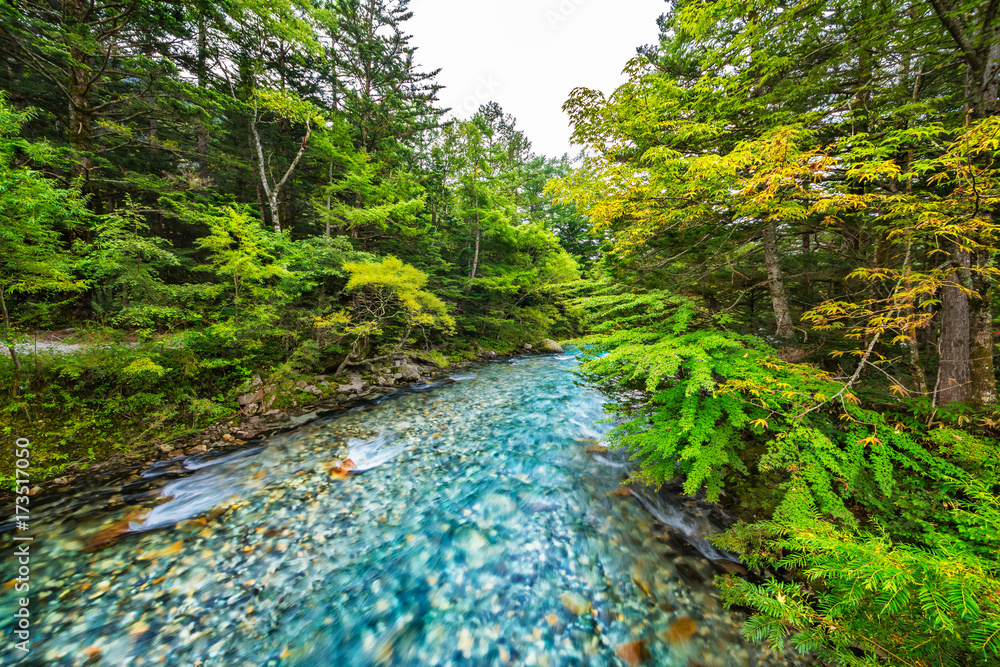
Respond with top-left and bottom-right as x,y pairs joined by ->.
1,354 -> 808,666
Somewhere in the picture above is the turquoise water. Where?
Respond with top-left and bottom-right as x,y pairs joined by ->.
1,354 -> 804,666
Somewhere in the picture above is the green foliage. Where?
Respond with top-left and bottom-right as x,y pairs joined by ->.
555,2 -> 1000,664
193,205 -> 292,338
573,274 -> 1000,667
330,256 -> 456,360
715,498 -> 1000,666
575,283 -> 961,521
79,198 -> 186,329
0,98 -> 86,353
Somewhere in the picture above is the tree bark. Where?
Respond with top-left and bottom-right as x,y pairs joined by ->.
325,161 -> 334,237
936,251 -> 972,405
970,279 -> 996,406
762,222 -> 795,339
466,216 -> 480,294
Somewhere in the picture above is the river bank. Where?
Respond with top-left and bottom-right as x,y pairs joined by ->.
2,339 -> 568,499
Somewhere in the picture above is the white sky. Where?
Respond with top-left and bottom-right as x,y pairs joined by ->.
408,0 -> 667,158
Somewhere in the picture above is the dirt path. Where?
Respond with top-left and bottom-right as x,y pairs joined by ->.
1,329 -> 138,358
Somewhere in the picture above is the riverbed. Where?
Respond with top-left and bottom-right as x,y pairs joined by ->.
1,354 -> 808,666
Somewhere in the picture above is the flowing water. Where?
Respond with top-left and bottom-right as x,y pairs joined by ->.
1,354 -> 807,667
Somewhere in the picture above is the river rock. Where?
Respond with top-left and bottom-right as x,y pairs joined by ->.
711,559 -> 749,576
84,508 -> 150,551
616,640 -> 651,666
666,616 -> 698,644
523,343 -> 533,351
536,339 -> 564,354
338,373 -> 365,393
329,458 -> 357,477
559,592 -> 592,615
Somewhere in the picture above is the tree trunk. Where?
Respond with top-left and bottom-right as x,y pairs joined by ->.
936,251 -> 972,405
466,217 -> 481,294
970,280 -> 996,406
0,287 -> 21,373
64,0 -> 93,181
762,222 -> 794,339
250,109 -> 311,234
197,12 -> 209,175
325,161 -> 333,237
966,41 -> 1000,118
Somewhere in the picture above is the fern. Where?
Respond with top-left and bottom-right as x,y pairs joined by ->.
573,281 -> 1000,666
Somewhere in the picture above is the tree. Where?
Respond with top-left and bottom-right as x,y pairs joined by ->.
0,100 -> 85,371
326,256 -> 455,372
330,0 -> 443,163
194,205 -> 291,336
249,91 -> 322,232
0,0 -> 178,182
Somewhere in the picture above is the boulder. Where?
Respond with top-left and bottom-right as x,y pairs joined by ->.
523,343 -> 533,351
337,373 -> 365,394
536,339 -> 564,354
398,363 -> 421,381
238,390 -> 263,406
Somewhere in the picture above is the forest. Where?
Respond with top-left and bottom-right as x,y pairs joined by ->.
0,0 -> 591,477
2,0 -> 1000,665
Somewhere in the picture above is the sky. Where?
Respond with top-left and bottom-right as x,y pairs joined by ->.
407,0 -> 667,158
